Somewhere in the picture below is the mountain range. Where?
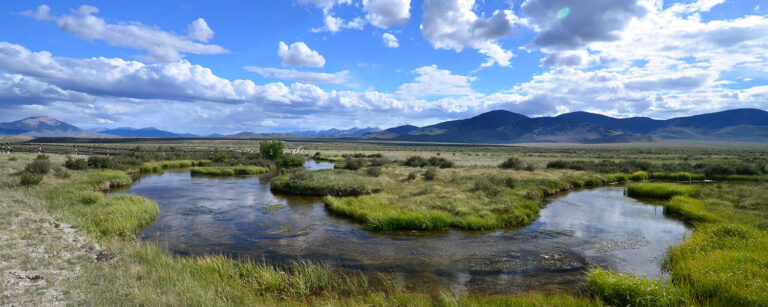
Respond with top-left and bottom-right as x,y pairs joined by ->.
2,108 -> 767,143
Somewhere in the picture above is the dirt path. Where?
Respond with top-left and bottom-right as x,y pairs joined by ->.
0,188 -> 105,306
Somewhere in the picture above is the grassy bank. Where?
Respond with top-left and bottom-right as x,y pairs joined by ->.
271,169 -> 385,196
626,182 -> 699,199
139,159 -> 211,173
190,165 -> 270,176
274,166 -> 647,231
587,181 -> 768,306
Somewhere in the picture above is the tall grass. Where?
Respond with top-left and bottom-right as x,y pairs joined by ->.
42,170 -> 158,238
271,170 -> 384,196
139,160 -> 211,173
665,224 -> 768,306
190,165 -> 269,176
586,268 -> 686,306
626,182 -> 699,200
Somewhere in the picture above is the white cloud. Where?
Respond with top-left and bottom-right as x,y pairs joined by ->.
397,65 -> 477,98
277,41 -> 326,67
25,5 -> 227,62
244,66 -> 350,84
420,0 -> 519,67
20,4 -> 54,21
363,0 -> 411,28
0,73 -> 94,104
186,18 -> 214,43
382,33 -> 399,48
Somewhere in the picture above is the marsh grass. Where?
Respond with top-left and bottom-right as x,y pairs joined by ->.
271,169 -> 385,196
190,165 -> 269,176
591,182 -> 768,306
587,268 -> 686,306
139,159 -> 211,173
322,167 -> 646,231
626,182 -> 699,200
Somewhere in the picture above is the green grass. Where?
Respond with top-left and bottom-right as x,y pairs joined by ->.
190,165 -> 269,176
314,155 -> 345,163
666,224 -> 768,306
139,159 -> 211,173
42,170 -> 158,239
590,182 -> 768,306
587,268 -> 686,306
320,167 -> 648,231
271,169 -> 385,196
626,182 -> 699,200
651,172 -> 706,181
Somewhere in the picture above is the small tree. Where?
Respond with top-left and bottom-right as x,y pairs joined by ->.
259,139 -> 284,161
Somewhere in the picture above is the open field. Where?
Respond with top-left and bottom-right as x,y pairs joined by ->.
1,140 -> 768,306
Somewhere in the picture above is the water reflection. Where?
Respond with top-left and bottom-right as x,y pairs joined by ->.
115,171 -> 688,295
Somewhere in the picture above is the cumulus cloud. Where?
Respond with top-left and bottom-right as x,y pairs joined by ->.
186,18 -> 214,43
382,33 -> 399,48
363,0 -> 411,28
23,5 -> 227,62
421,0 -> 519,67
521,0 -> 646,50
277,41 -> 326,67
397,65 -> 477,98
0,73 -> 94,104
299,0 -> 366,33
244,66 -> 350,84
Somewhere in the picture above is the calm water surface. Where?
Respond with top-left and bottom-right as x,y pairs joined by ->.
114,162 -> 688,294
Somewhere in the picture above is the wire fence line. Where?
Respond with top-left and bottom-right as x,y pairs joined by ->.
1,142 -> 256,157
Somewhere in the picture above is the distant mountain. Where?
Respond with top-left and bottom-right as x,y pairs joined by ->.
96,127 -> 198,138
291,127 -> 381,137
4,108 -> 767,143
366,108 -> 768,143
0,116 -> 101,137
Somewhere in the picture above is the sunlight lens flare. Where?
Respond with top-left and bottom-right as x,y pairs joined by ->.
556,7 -> 571,19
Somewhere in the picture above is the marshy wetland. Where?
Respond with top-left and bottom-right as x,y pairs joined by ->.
2,141 -> 768,306
114,168 -> 688,295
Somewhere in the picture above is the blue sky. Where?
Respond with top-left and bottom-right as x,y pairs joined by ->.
0,0 -> 766,134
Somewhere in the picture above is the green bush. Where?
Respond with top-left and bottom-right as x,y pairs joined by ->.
20,171 -> 43,186
65,157 -> 89,170
259,139 -> 284,160
423,167 -> 437,181
24,154 -> 51,175
404,156 -> 453,168
53,167 -> 71,178
406,171 -> 417,181
278,154 -> 305,167
366,166 -> 382,177
343,158 -> 365,170
499,157 -> 523,170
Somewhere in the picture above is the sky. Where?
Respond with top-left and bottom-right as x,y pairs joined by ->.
0,0 -> 766,134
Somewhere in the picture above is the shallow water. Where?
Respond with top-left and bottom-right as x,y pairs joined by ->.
114,165 -> 689,294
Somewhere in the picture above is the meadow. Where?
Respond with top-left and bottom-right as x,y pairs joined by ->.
1,140 -> 767,306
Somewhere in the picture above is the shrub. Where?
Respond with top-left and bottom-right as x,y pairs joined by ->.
524,163 -> 536,171
259,139 -> 284,160
24,154 -> 51,175
87,156 -> 110,169
404,156 -> 453,168
500,157 -> 523,170
404,156 -> 427,167
20,171 -> 43,186
53,167 -> 71,179
366,166 -> 382,177
277,154 -> 305,167
423,167 -> 437,181
407,171 -> 417,181
65,157 -> 89,170
343,158 -> 365,170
